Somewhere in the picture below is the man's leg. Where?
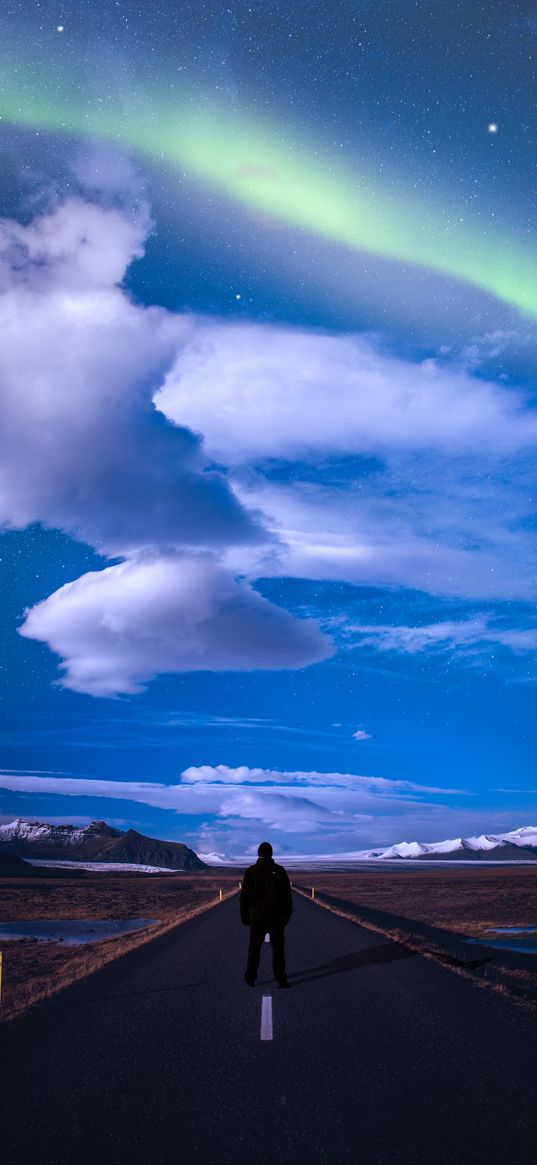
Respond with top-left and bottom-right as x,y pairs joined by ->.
269,922 -> 287,982
245,923 -> 265,982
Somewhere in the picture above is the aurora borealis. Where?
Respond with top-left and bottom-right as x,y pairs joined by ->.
1,0 -> 536,860
3,72 -> 537,317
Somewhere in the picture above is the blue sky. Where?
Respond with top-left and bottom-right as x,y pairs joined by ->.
0,0 -> 536,861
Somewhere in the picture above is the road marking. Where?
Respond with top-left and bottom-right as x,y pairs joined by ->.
265,933 -> 270,942
260,995 -> 273,1040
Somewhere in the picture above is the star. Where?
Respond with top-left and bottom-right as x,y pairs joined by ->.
56,25 -> 64,33
487,123 -> 498,133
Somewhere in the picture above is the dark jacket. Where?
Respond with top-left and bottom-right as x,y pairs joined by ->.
240,857 -> 293,926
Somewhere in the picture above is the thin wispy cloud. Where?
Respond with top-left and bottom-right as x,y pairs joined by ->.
340,618 -> 537,658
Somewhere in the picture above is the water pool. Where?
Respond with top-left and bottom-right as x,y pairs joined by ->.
0,919 -> 158,945
465,925 -> 537,954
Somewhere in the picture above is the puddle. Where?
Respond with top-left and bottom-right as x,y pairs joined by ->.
0,919 -> 158,945
465,925 -> 537,954
485,926 -> 537,935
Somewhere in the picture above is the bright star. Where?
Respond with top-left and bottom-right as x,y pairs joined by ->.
487,123 -> 498,133
56,25 -> 64,32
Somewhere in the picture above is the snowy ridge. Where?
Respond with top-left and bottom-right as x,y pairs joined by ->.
340,829 -> 535,866
355,825 -> 537,861
0,819 -> 110,844
197,851 -> 229,865
294,829 -> 537,866
200,825 -> 537,866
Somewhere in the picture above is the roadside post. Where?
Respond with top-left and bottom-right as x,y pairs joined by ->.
0,951 -> 2,1003
311,887 -> 315,899
219,888 -> 223,901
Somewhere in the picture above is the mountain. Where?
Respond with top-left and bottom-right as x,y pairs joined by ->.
273,825 -> 537,867
357,826 -> 537,862
0,820 -> 207,870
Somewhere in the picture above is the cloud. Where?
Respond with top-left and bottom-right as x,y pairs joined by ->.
0,196 -> 148,291
341,618 -> 537,657
179,764 -> 463,795
0,765 -> 467,846
19,554 -> 333,695
0,198 -> 261,554
353,729 -> 371,741
156,320 -> 537,605
228,464 -> 537,601
156,320 -> 537,464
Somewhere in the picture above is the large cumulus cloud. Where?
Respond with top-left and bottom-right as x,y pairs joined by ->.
19,554 -> 332,695
0,198 -> 259,552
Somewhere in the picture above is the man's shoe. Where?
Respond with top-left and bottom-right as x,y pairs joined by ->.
244,974 -> 256,987
277,978 -> 290,988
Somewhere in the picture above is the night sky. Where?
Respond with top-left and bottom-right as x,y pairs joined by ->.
1,0 -> 536,861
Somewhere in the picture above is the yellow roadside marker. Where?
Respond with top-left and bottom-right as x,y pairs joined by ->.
311,887 -> 316,899
219,888 -> 223,901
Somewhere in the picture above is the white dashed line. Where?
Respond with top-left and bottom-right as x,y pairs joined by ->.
260,995 -> 273,1040
265,933 -> 270,942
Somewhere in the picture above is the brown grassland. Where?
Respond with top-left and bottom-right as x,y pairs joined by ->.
292,864 -> 537,1011
0,870 -> 240,1024
295,864 -> 537,937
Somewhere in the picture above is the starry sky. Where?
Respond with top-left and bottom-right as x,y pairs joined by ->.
1,0 -> 536,862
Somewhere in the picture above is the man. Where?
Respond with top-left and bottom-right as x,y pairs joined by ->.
240,841 -> 293,988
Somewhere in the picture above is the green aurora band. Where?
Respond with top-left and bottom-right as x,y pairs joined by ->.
2,81 -> 536,319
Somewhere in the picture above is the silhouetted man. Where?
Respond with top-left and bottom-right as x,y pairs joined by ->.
240,841 -> 293,988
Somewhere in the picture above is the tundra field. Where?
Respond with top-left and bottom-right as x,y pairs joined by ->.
1,865 -> 536,1023
0,870 -> 241,1023
297,865 -> 537,936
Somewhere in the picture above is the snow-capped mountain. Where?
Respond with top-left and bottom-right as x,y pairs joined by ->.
363,826 -> 537,861
271,826 -> 537,865
0,819 -> 108,846
0,819 -> 207,870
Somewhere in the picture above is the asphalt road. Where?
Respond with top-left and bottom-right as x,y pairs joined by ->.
1,891 -> 537,1165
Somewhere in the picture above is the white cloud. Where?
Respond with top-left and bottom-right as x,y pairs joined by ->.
155,319 -> 537,604
179,764 -> 463,795
156,320 -> 537,463
341,618 -> 537,657
19,554 -> 333,695
0,198 -> 259,553
227,467 -> 537,601
353,729 -> 371,741
0,197 -> 148,291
